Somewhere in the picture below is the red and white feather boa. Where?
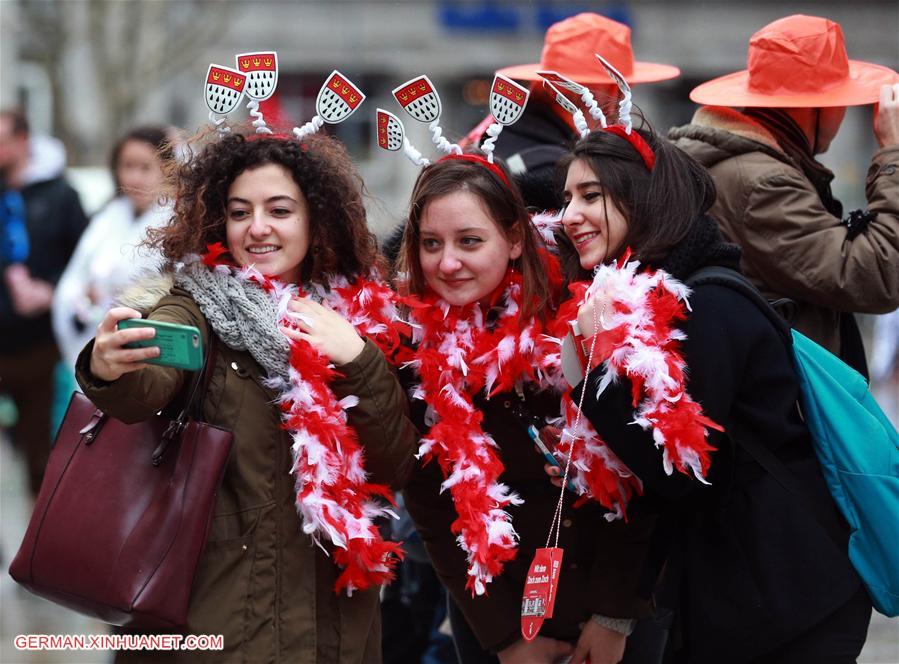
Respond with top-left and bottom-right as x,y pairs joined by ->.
401,254 -> 723,595
556,257 -> 723,486
203,245 -> 407,595
400,265 -> 636,595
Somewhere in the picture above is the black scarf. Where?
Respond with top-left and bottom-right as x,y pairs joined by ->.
743,108 -> 843,218
658,214 -> 742,282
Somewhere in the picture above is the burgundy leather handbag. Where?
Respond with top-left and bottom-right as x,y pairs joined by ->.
9,344 -> 232,629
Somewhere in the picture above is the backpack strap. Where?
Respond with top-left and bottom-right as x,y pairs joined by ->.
686,266 -> 792,346
685,266 -> 846,547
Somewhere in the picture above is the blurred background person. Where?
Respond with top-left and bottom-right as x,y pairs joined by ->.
0,107 -> 87,497
52,125 -> 173,369
669,15 -> 899,379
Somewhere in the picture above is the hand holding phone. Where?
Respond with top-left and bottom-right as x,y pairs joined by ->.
118,318 -> 203,371
89,308 -> 203,382
89,308 -> 158,381
529,425 -> 577,493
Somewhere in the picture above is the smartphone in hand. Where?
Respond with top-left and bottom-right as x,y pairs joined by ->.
528,425 -> 577,493
118,319 -> 204,371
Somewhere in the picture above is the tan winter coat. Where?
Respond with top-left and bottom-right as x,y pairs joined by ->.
75,279 -> 419,664
669,107 -> 899,357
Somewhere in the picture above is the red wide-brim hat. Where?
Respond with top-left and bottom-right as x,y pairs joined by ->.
690,15 -> 898,108
497,12 -> 680,86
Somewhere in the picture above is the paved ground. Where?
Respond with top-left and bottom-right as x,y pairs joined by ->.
1,407 -> 897,663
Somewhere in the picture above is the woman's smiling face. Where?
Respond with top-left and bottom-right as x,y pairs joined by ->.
418,190 -> 521,306
225,163 -> 310,283
561,158 -> 629,270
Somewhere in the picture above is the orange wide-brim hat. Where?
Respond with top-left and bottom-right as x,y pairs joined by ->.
690,14 -> 898,108
497,13 -> 680,86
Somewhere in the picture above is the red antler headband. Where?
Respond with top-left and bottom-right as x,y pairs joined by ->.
539,56 -> 655,172
602,124 -> 655,171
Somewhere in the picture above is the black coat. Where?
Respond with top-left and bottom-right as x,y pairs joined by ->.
573,273 -> 863,663
0,175 -> 87,352
402,374 -> 655,654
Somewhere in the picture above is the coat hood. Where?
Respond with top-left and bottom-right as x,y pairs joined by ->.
668,107 -> 792,170
115,271 -> 175,315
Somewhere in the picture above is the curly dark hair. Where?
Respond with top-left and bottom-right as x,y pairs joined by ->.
147,129 -> 380,282
398,153 -> 554,321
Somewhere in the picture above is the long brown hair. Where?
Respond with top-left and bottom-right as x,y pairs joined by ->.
398,155 -> 553,320
557,125 -> 717,280
147,130 -> 381,282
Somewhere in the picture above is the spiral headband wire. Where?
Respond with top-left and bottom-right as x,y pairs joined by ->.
540,57 -> 655,171
379,73 -> 529,184
204,56 -> 366,149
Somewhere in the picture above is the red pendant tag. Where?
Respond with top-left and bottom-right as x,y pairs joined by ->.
520,547 -> 564,641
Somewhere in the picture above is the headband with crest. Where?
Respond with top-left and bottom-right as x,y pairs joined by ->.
376,109 -> 430,166
294,70 -> 366,140
204,64 -> 246,134
204,60 -> 366,142
236,51 -> 278,134
392,75 -> 460,156
482,74 -> 530,163
540,55 -> 654,171
379,73 -> 529,185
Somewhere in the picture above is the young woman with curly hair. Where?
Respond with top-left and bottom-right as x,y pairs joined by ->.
75,129 -> 419,663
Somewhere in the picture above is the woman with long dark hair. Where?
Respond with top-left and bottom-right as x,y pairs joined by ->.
552,124 -> 871,663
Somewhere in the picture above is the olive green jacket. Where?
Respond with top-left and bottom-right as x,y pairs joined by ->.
670,106 -> 899,358
76,282 -> 418,663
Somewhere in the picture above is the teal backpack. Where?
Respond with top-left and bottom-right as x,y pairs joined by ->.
688,266 -> 899,617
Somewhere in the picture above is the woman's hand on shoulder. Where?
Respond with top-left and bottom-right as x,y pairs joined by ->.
89,307 -> 159,382
498,636 -> 572,664
570,618 -> 627,664
281,297 -> 365,366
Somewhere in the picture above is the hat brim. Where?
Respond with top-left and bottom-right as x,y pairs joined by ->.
497,61 -> 681,85
690,60 -> 898,108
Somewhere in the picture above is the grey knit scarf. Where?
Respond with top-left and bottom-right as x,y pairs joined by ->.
175,263 -> 291,381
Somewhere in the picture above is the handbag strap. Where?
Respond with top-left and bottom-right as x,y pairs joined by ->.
152,332 -> 218,465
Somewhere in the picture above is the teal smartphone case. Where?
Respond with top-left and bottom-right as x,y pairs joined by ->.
118,319 -> 204,372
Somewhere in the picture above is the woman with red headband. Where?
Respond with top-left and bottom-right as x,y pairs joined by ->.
552,124 -> 871,662
397,153 -> 655,664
